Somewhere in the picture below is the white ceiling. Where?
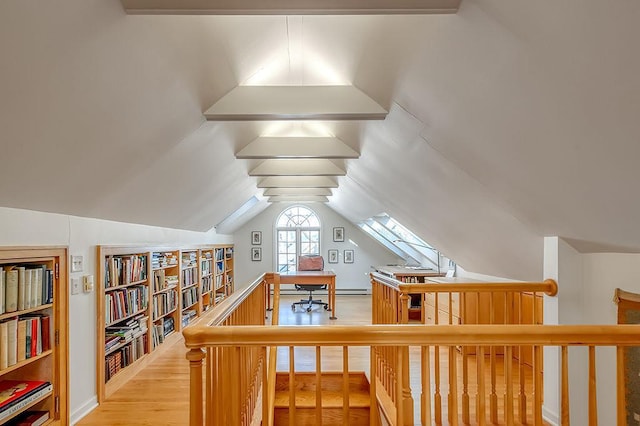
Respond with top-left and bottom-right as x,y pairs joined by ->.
1,0 -> 639,280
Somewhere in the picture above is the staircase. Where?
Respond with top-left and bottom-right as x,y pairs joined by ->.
273,371 -> 372,425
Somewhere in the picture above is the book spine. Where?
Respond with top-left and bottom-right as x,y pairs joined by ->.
0,384 -> 53,421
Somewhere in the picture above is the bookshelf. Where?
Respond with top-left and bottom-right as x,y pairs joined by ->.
96,244 -> 234,403
0,246 -> 68,425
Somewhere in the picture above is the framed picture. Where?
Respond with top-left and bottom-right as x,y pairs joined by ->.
251,247 -> 262,262
333,227 -> 344,242
328,249 -> 339,264
344,249 -> 354,263
251,231 -> 262,245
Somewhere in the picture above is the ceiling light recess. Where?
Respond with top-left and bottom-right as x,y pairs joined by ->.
268,196 -> 329,203
205,86 -> 387,121
263,188 -> 332,197
121,0 -> 462,15
236,137 -> 359,159
258,176 -> 339,188
249,159 -> 345,177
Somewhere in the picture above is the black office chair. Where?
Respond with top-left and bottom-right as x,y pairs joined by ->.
291,255 -> 329,313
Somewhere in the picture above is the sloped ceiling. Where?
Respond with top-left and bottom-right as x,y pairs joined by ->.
1,1 -> 639,281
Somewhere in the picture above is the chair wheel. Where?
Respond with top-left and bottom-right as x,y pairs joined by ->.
306,307 -> 312,312
291,304 -> 295,310
324,305 -> 329,310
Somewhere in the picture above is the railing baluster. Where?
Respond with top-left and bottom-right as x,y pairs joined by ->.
371,346 -> 379,426
490,293 -> 498,424
534,345 -> 543,425
617,346 -> 625,426
449,345 -> 459,426
518,292 -> 527,424
207,347 -> 215,426
343,346 -> 350,426
448,292 -> 454,425
588,346 -> 598,426
434,292 -> 442,424
461,292 -> 470,425
421,345 -> 432,426
396,346 -> 404,425
505,292 -> 514,426
476,292 -> 486,426
262,346 -> 269,426
561,345 -> 570,425
231,347 -> 241,425
289,346 -> 296,426
316,346 -> 323,425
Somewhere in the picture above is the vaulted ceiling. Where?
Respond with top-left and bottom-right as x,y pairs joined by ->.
1,0 -> 639,281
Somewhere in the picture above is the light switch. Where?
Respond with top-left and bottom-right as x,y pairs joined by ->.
71,278 -> 81,295
71,255 -> 84,272
83,275 -> 94,293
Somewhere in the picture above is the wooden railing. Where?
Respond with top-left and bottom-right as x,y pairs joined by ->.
186,274 -> 268,426
370,273 -> 558,425
184,323 -> 640,425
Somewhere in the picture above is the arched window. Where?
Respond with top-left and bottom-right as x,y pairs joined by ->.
276,206 -> 321,272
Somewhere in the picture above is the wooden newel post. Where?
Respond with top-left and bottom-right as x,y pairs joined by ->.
399,292 -> 415,425
187,348 -> 206,426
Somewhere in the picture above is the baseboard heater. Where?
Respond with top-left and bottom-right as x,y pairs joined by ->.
277,288 -> 370,296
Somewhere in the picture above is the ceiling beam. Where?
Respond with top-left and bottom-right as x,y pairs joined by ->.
236,136 -> 359,159
263,188 -> 333,196
204,86 -> 387,121
249,159 -> 346,176
268,196 -> 329,203
258,176 -> 339,188
121,0 -> 462,15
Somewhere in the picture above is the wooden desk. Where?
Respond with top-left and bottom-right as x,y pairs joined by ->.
266,271 -> 337,320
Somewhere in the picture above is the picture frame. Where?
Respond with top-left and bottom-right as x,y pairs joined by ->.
343,249 -> 354,263
251,247 -> 262,262
333,227 -> 344,242
328,249 -> 339,264
251,231 -> 262,245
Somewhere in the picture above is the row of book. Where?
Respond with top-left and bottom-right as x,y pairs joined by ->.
181,267 -> 197,287
5,410 -> 49,426
181,287 -> 198,310
105,314 -> 148,353
200,254 -> 212,277
151,317 -> 174,349
215,260 -> 224,275
0,380 -> 52,423
152,290 -> 177,321
152,269 -> 178,293
104,332 -> 147,383
0,315 -> 50,370
105,286 -> 148,326
105,255 -> 147,288
181,251 -> 197,269
151,252 -> 178,270
201,276 -> 213,294
181,310 -> 196,328
214,248 -> 225,262
0,266 -> 54,315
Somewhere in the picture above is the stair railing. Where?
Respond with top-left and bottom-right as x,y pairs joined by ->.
370,272 -> 558,425
185,323 -> 640,425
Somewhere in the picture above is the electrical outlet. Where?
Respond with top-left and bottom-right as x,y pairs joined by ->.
83,275 -> 94,293
71,255 -> 84,272
71,278 -> 81,295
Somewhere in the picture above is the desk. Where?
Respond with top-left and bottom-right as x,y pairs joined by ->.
266,271 -> 337,320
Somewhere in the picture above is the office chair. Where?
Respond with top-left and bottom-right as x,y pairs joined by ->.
291,255 -> 329,313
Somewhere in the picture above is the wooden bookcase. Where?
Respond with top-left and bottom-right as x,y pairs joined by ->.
0,246 -> 68,425
96,244 -> 234,403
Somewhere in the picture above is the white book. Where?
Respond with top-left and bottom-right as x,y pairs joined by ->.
24,268 -> 32,310
0,321 -> 8,369
5,270 -> 18,313
30,269 -> 38,308
0,268 -> 4,314
34,268 -> 42,306
17,267 -> 26,311
6,317 -> 18,366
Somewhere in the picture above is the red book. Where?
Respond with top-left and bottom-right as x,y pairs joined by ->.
41,316 -> 50,352
0,380 -> 49,411
30,319 -> 37,358
14,410 -> 50,426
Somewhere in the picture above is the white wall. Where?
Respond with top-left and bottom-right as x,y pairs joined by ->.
0,207 -> 231,424
232,203 -> 401,291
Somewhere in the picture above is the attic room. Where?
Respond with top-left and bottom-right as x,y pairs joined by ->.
1,0 -> 640,425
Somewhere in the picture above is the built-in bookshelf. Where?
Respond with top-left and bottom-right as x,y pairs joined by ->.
97,244 -> 234,403
0,246 -> 68,425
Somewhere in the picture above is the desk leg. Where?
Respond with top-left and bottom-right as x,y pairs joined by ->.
329,279 -> 337,320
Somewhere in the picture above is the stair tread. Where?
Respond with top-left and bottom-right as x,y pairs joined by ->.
274,390 -> 371,408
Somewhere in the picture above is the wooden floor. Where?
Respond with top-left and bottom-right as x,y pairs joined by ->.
77,294 -> 539,425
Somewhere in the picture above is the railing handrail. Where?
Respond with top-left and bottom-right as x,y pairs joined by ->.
184,323 -> 640,347
370,272 -> 558,296
204,274 -> 267,326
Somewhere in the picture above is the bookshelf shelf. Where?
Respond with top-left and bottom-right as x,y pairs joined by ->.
96,244 -> 233,403
0,246 -> 68,425
0,303 -> 54,321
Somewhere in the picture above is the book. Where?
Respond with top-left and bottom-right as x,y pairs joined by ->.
40,316 -> 50,352
13,410 -> 50,426
0,267 -> 4,315
16,267 -> 25,311
16,320 -> 27,363
5,270 -> 18,313
0,321 -> 7,370
23,269 -> 31,310
6,318 -> 18,367
0,380 -> 52,420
